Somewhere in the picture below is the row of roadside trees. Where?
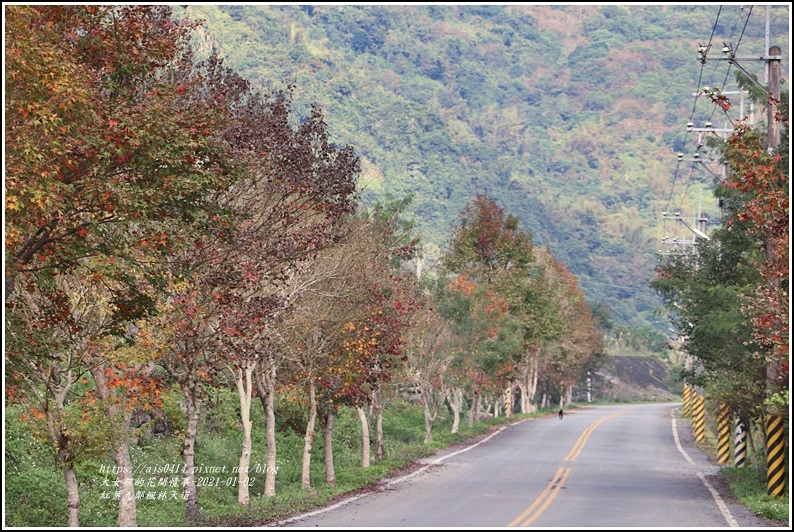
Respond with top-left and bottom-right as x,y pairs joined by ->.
651,76 -> 789,482
5,6 -> 605,527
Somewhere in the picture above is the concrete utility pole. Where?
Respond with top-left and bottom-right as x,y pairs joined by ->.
762,43 -> 785,500
766,45 -> 781,151
681,5 -> 787,499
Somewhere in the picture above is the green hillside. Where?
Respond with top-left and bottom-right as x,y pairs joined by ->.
181,4 -> 789,335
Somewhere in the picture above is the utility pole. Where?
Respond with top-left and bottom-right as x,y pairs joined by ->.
766,45 -> 781,151
685,6 -> 787,499
762,43 -> 785,500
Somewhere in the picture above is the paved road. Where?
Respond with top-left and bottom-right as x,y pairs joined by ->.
279,403 -> 779,528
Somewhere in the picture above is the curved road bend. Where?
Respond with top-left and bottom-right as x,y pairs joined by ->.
280,403 -> 777,528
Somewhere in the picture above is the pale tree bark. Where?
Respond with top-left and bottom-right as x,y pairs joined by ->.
44,375 -> 81,527
158,345 -> 206,521
256,362 -> 278,497
468,385 -> 481,427
519,354 -> 539,413
422,400 -> 438,443
34,361 -> 81,527
87,360 -> 138,527
375,410 -> 384,461
467,391 -> 475,427
355,405 -> 371,468
301,382 -> 318,490
504,383 -> 514,417
413,372 -> 449,444
320,410 -> 336,487
53,396 -> 81,527
181,385 -> 201,520
113,437 -> 137,527
232,361 -> 257,505
63,466 -> 80,527
446,387 -> 462,434
373,388 -> 385,461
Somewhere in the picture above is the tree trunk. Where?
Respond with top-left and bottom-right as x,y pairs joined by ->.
256,362 -> 278,497
517,381 -> 528,414
422,400 -> 437,443
233,362 -> 256,506
527,358 -> 539,411
376,411 -> 384,461
88,361 -> 138,526
420,382 -> 440,443
181,386 -> 201,520
504,383 -> 514,417
301,382 -> 317,490
321,410 -> 335,487
467,391 -> 475,427
519,353 -> 539,413
355,405 -> 371,468
374,389 -> 384,461
44,376 -> 81,527
469,385 -> 481,426
63,465 -> 80,527
446,388 -> 461,434
114,438 -> 137,527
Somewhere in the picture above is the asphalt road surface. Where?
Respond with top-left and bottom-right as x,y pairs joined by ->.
278,403 -> 781,528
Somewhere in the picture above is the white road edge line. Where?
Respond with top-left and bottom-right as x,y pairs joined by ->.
671,407 -> 739,527
274,422 -> 517,525
387,423 -> 512,486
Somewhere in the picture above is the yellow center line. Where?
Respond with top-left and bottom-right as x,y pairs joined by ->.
506,467 -> 570,527
507,408 -> 633,527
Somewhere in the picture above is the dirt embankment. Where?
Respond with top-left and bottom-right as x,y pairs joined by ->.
592,355 -> 680,402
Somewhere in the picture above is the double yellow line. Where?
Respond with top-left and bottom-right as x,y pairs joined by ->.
508,409 -> 631,527
507,466 -> 571,527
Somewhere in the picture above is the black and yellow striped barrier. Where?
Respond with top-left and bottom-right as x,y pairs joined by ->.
683,384 -> 693,418
716,404 -> 731,464
733,417 -> 746,468
692,394 -> 705,443
765,414 -> 787,498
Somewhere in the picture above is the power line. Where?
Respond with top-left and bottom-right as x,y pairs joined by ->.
662,4 -> 773,256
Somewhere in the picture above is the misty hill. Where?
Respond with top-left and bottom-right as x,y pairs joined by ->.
181,4 -> 789,338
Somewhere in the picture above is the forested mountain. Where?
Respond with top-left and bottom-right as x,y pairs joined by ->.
182,4 -> 789,337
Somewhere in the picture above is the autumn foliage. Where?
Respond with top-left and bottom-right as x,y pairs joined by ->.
722,117 -> 789,388
6,6 -> 610,526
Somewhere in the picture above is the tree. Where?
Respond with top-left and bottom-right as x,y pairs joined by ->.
5,269 -> 114,527
539,250 -> 602,408
655,82 -> 789,424
721,118 -> 789,407
402,304 -> 454,442
6,9 -> 243,523
332,198 -> 420,463
277,218 -> 376,490
5,6 -> 230,300
652,220 -> 767,423
503,245 -> 567,414
158,84 -> 359,507
439,194 -> 535,422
